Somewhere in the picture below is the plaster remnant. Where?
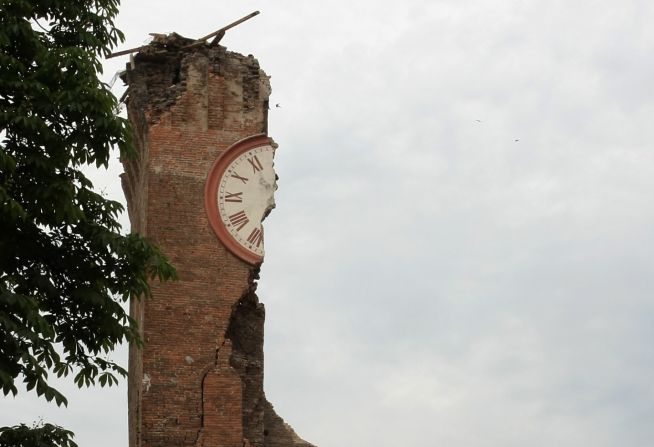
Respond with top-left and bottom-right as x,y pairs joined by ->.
142,374 -> 151,393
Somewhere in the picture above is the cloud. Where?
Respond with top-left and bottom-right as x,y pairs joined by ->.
6,1 -> 654,446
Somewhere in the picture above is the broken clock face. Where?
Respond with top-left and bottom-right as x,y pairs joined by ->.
205,134 -> 277,264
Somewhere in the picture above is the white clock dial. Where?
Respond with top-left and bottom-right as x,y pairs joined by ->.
217,144 -> 276,258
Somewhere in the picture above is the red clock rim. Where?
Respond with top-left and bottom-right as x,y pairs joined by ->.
204,134 -> 273,265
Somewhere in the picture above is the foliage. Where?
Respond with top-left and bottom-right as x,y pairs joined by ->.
0,0 -> 176,413
0,423 -> 77,447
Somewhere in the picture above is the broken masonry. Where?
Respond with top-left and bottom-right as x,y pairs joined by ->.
120,33 -> 315,447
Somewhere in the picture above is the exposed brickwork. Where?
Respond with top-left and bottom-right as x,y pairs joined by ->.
121,35 -> 314,447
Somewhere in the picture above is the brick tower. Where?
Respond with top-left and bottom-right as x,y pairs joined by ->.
120,34 -> 314,447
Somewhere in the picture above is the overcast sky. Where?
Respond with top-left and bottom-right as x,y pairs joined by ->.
5,1 -> 654,446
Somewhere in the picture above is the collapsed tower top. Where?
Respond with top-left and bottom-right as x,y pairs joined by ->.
107,11 -> 260,59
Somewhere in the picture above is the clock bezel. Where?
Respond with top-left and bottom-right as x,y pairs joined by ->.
205,133 -> 273,265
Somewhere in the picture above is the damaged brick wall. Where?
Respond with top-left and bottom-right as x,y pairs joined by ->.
121,35 -> 315,447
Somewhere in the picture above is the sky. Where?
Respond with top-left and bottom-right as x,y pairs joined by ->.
4,1 -> 654,446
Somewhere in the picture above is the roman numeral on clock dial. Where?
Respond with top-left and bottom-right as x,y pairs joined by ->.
224,192 -> 243,203
248,155 -> 264,173
228,211 -> 249,231
231,172 -> 249,184
246,227 -> 263,248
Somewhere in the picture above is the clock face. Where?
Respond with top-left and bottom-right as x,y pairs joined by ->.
205,135 -> 277,264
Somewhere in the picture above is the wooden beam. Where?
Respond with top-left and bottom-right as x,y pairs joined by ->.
195,11 -> 260,42
107,45 -> 149,59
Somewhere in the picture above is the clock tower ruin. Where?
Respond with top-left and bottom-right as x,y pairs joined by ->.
120,32 -> 314,447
